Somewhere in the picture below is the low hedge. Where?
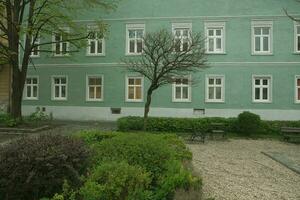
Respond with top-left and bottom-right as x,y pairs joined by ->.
117,116 -> 300,136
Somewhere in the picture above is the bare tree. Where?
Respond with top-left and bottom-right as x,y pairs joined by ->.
0,0 -> 118,119
125,29 -> 207,129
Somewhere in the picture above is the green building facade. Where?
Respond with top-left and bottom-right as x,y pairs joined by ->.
23,0 -> 300,121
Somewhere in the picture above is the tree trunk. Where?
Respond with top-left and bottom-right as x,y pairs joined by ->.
10,69 -> 24,119
143,89 -> 153,130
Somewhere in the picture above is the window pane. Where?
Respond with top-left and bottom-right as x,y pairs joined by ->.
90,41 -> 95,54
216,29 -> 221,36
255,88 -> 260,100
26,79 -> 31,84
263,37 -> 269,51
182,79 -> 189,85
208,78 -> 214,85
175,38 -> 181,52
128,78 -> 134,85
33,86 -> 37,97
96,87 -> 101,99
297,79 -> 300,86
61,78 -> 66,84
182,40 -> 189,51
216,78 -> 222,85
254,27 -> 261,35
89,87 -> 95,99
55,43 -> 60,54
128,87 -> 134,99
216,38 -> 222,50
129,40 -> 135,53
61,86 -> 66,97
135,79 -> 141,85
208,30 -> 214,36
298,88 -> 300,100
55,34 -> 61,42
175,30 -> 181,37
263,79 -> 268,85
216,87 -> 222,99
182,87 -> 189,99
262,88 -> 268,100
135,87 -> 141,99
97,41 -> 103,53
27,86 -> 31,97
208,39 -> 214,52
33,78 -> 38,84
55,86 -> 60,97
255,37 -> 260,51
208,87 -> 214,99
137,40 -> 143,53
262,27 -> 269,35
255,79 -> 260,85
298,36 -> 300,51
175,87 -> 181,99
297,26 -> 300,34
129,30 -> 135,38
54,78 -> 60,84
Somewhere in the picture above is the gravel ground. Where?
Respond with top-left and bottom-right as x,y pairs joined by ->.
188,139 -> 300,200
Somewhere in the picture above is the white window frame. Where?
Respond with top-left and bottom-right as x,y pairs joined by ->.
251,21 -> 273,55
252,75 -> 272,103
125,76 -> 144,102
51,76 -> 68,101
126,24 -> 145,55
52,28 -> 70,57
86,75 -> 104,102
30,36 -> 40,57
172,23 -> 192,52
24,76 -> 39,100
172,76 -> 192,102
205,22 -> 226,54
86,25 -> 105,56
295,75 -> 300,103
294,22 -> 300,53
205,75 -> 225,103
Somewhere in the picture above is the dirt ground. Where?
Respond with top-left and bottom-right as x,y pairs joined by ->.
188,139 -> 300,200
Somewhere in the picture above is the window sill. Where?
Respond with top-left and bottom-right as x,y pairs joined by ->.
86,54 -> 105,57
252,101 -> 272,104
251,52 -> 273,56
125,99 -> 143,103
125,53 -> 142,56
205,100 -> 225,103
172,100 -> 192,103
205,52 -> 226,55
51,98 -> 68,101
86,99 -> 104,102
23,98 -> 39,101
53,54 -> 70,58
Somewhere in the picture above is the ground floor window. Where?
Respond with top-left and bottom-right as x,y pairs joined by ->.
24,77 -> 38,100
296,76 -> 300,103
253,76 -> 271,103
52,76 -> 67,100
87,76 -> 103,101
206,75 -> 225,102
173,77 -> 191,102
126,77 -> 143,102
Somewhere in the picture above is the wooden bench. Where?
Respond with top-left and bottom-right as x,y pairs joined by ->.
208,123 -> 227,140
281,127 -> 300,142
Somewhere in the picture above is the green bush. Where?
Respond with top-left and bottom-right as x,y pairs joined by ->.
0,114 -> 20,127
76,130 -> 117,145
237,111 -> 261,135
117,116 -> 144,131
80,161 -> 152,200
0,134 -> 90,200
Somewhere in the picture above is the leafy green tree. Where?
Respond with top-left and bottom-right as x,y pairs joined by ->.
0,0 -> 118,119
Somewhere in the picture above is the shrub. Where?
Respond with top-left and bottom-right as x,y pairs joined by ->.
80,161 -> 152,200
0,114 -> 20,127
117,116 -> 144,131
237,111 -> 261,135
27,107 -> 50,122
76,130 -> 117,145
0,134 -> 90,200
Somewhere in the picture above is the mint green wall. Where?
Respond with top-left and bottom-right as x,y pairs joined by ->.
24,0 -> 300,112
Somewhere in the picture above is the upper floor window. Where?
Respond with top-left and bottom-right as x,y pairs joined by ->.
206,75 -> 225,102
126,24 -> 145,55
52,76 -> 67,100
205,22 -> 225,54
53,28 -> 69,56
30,36 -> 40,57
294,24 -> 300,53
252,75 -> 272,103
24,77 -> 38,100
126,76 -> 143,102
252,21 -> 273,55
87,26 -> 105,56
296,76 -> 300,103
172,23 -> 192,52
87,75 -> 103,101
172,77 -> 191,102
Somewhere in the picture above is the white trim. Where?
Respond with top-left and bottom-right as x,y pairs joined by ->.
205,74 -> 225,103
172,75 -> 192,102
294,22 -> 300,53
86,75 -> 104,102
24,76 -> 39,100
204,22 -> 226,54
86,25 -> 105,56
252,75 -> 272,103
125,75 -> 144,102
52,27 -> 70,57
251,21 -> 273,55
172,22 -> 192,52
51,75 -> 68,101
125,24 -> 145,56
295,75 -> 300,104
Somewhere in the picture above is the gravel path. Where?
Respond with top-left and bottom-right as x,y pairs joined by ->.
188,140 -> 300,200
